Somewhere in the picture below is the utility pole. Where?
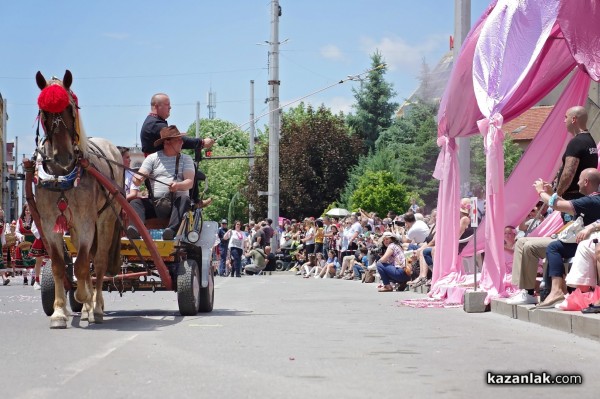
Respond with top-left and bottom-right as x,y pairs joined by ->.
267,0 -> 281,251
1,96 -> 8,214
248,80 -> 256,222
14,136 -> 18,215
455,0 -> 471,196
195,101 -> 200,138
249,80 -> 255,169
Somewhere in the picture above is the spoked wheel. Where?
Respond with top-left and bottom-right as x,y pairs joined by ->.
198,259 -> 214,313
177,259 -> 200,316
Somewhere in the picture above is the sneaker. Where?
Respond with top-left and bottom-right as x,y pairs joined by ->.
289,267 -> 298,272
314,275 -> 321,279
162,228 -> 175,240
506,290 -> 537,305
2,279 -> 9,286
33,282 -> 41,290
126,226 -> 141,239
295,271 -> 302,276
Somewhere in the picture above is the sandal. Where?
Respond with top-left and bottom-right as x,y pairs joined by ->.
378,285 -> 393,292
409,277 -> 427,287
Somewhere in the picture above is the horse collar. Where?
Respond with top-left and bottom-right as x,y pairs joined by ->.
36,159 -> 83,191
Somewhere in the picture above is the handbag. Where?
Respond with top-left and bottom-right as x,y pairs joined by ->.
556,215 -> 585,243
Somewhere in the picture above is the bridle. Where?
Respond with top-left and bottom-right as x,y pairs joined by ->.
35,81 -> 82,176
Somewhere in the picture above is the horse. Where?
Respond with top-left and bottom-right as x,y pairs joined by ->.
32,70 -> 123,329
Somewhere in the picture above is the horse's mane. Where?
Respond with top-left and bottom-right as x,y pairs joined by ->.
75,111 -> 89,154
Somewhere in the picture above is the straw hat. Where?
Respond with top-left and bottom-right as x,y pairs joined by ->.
379,231 -> 399,244
153,125 -> 187,147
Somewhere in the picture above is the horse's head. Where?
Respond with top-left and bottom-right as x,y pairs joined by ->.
36,70 -> 84,175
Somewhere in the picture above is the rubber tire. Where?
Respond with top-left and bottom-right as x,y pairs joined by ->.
275,260 -> 285,271
40,262 -> 55,316
69,289 -> 83,313
198,259 -> 214,313
177,259 -> 200,316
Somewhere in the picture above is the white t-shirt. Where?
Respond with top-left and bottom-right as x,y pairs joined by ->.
140,151 -> 195,198
407,220 -> 430,244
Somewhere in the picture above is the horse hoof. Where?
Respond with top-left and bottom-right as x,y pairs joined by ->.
50,319 -> 67,329
92,313 -> 104,324
80,313 -> 88,322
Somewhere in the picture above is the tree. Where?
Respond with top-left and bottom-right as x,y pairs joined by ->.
245,103 -> 362,219
340,102 -> 440,211
347,51 -> 398,153
184,119 -> 250,222
470,134 -> 524,191
350,171 -> 409,217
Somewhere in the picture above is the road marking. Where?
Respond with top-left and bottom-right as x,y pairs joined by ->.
188,323 -> 222,327
59,334 -> 139,385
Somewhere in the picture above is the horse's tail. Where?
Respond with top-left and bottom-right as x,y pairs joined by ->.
106,221 -> 122,276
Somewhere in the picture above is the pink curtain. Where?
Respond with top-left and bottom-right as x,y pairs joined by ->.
461,69 -> 591,256
558,0 -> 600,82
432,1 -> 576,297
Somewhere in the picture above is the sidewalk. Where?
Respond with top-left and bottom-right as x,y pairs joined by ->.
491,298 -> 600,342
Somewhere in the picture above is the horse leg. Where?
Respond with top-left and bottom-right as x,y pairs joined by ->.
49,248 -> 69,329
73,249 -> 95,324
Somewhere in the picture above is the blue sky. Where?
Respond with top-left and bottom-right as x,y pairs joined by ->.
1,0 -> 490,162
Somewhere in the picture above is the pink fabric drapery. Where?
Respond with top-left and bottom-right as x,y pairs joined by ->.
558,0 -> 600,81
432,28 -> 573,293
461,69 -> 591,256
473,0 -> 559,300
431,0 -> 588,298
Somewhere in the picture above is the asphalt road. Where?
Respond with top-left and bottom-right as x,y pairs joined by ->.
0,272 -> 597,399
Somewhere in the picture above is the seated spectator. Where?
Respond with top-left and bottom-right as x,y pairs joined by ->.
302,253 -> 323,278
244,242 -> 267,275
307,252 -> 326,277
350,247 -> 369,280
317,250 -> 339,278
516,201 -> 546,238
401,212 -> 430,249
376,232 -> 409,292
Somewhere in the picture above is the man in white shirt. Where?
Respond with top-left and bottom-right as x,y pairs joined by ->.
128,125 -> 195,240
403,213 -> 430,248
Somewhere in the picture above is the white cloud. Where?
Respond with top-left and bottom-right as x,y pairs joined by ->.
320,44 -> 345,61
359,35 -> 446,73
326,96 -> 353,115
102,32 -> 130,40
302,96 -> 354,115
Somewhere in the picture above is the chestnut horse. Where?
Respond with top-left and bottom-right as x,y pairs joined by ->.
33,70 -> 123,329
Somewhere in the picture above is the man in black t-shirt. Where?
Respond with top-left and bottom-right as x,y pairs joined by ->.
140,93 -> 214,154
555,106 -> 597,201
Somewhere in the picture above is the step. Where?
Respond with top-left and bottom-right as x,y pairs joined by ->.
490,298 -> 600,342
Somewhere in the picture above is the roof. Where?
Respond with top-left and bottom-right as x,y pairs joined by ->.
503,106 -> 554,142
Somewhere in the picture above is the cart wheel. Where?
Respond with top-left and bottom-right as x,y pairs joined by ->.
69,289 -> 83,313
177,259 -> 200,316
40,261 -> 55,316
275,260 -> 285,271
198,260 -> 214,313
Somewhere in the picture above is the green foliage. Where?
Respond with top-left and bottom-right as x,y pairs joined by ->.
470,134 -> 524,190
184,119 -> 250,222
350,171 -> 409,217
245,103 -> 362,219
347,51 -> 398,153
340,102 -> 440,212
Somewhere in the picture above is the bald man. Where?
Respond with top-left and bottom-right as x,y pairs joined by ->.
140,93 -> 214,154
554,106 -> 597,202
